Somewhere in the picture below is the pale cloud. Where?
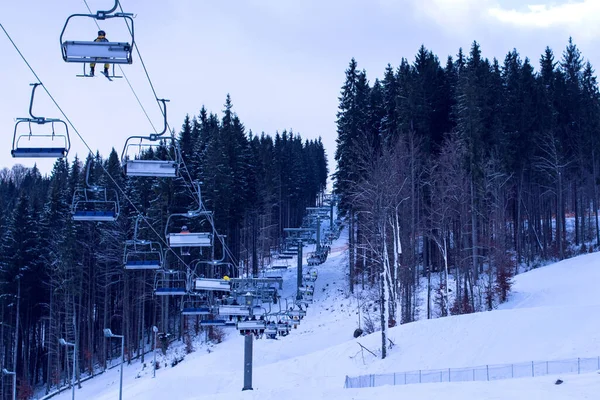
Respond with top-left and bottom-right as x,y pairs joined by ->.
408,0 -> 496,32
488,1 -> 600,37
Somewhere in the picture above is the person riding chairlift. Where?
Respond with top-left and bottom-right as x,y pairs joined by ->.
89,30 -> 110,77
180,225 -> 190,255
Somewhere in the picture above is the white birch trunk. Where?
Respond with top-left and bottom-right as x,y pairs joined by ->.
381,226 -> 390,359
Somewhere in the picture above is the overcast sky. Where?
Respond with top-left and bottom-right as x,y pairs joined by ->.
2,0 -> 600,184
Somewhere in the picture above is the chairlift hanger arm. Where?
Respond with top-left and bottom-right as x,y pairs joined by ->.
27,83 -> 44,122
84,159 -> 100,190
149,99 -> 170,140
120,134 -> 175,163
121,99 -> 170,160
98,0 -> 121,17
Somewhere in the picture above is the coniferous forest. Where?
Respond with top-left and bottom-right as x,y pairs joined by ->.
0,96 -> 327,397
334,39 -> 600,356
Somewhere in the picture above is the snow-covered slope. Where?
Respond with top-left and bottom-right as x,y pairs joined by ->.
51,230 -> 600,400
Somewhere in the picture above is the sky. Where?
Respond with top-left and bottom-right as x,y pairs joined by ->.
2,0 -> 600,181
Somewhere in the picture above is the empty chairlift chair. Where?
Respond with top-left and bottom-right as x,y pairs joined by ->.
122,99 -> 180,178
271,257 -> 290,270
11,83 -> 70,158
154,270 -> 188,296
199,319 -> 227,327
194,278 -> 231,292
181,298 -> 212,316
123,240 -> 163,270
123,214 -> 163,270
72,160 -> 119,222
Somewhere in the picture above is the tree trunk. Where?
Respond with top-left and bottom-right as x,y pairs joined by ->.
471,179 -> 479,280
349,209 -> 354,294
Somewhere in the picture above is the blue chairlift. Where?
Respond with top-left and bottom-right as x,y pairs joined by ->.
11,83 -> 70,158
123,215 -> 163,270
72,160 -> 120,222
154,270 -> 188,296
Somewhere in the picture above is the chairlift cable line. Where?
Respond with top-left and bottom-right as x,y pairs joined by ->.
82,0 -> 159,134
84,0 -> 209,261
119,0 -> 240,270
116,1 -> 240,268
0,22 -> 191,268
81,0 -> 239,271
115,0 -> 202,208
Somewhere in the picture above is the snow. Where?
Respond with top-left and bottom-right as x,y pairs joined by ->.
49,228 -> 600,400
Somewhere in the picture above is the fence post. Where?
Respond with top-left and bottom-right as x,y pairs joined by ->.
546,361 -> 548,375
578,358 -> 580,374
344,375 -> 348,388
370,374 -> 374,387
440,371 -> 442,382
531,361 -> 534,377
393,372 -> 396,386
419,370 -> 422,383
472,368 -> 475,381
404,372 -> 406,385
486,365 -> 489,381
511,363 -> 514,378
448,368 -> 451,382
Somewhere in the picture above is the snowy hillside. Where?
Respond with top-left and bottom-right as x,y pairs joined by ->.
50,229 -> 600,400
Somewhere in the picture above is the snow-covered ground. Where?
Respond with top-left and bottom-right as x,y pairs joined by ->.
50,228 -> 600,400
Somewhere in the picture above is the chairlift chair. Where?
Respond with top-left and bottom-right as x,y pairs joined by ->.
217,305 -> 250,317
299,285 -> 314,294
60,1 -> 134,66
303,292 -> 314,303
236,319 -> 266,335
154,270 -> 188,296
276,321 -> 291,336
122,99 -> 180,177
181,298 -> 212,316
264,321 -> 278,338
72,160 -> 119,221
192,259 -> 232,281
11,83 -> 70,158
123,214 -> 164,269
303,267 -> 318,282
199,319 -> 226,327
271,258 -> 289,270
288,309 -> 307,319
264,268 -> 283,280
123,242 -> 163,270
165,184 -> 214,251
195,278 -> 231,292
307,253 -> 320,266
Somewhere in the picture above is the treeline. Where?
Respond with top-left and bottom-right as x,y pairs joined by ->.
0,96 -> 327,397
335,39 -> 600,355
